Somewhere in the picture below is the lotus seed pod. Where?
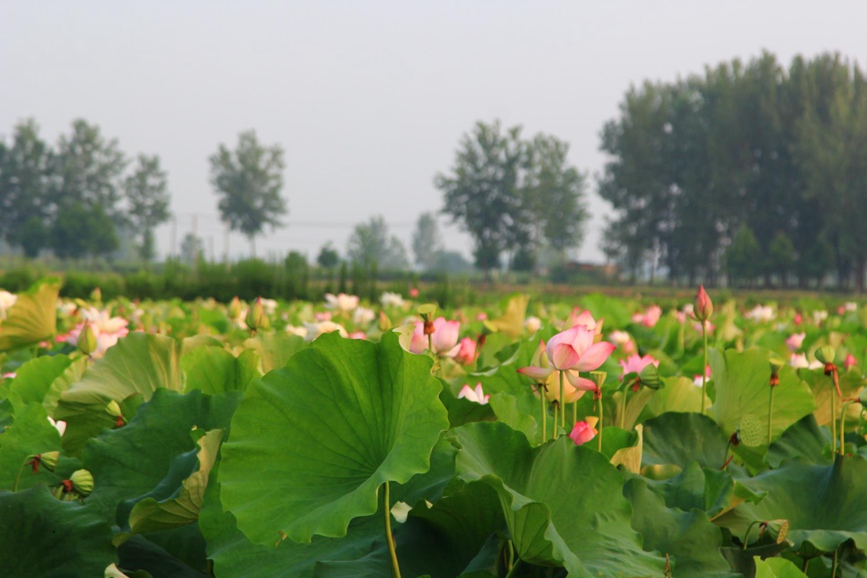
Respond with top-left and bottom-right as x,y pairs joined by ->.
69,469 -> 94,496
40,451 -> 60,472
638,364 -> 663,390
738,414 -> 766,447
590,371 -> 607,389
417,303 -> 437,323
814,345 -> 836,365
105,400 -> 123,418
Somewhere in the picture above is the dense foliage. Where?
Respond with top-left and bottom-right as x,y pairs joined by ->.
1,280 -> 866,577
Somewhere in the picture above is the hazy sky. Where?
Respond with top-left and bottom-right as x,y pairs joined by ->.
2,1 -> 866,264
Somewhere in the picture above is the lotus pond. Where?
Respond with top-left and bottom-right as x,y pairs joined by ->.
1,279 -> 866,577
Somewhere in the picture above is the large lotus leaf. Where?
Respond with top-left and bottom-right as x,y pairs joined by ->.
718,456 -> 867,553
765,415 -> 833,468
219,332 -> 449,545
199,468 -> 385,578
452,422 -> 666,577
754,557 -> 809,578
709,348 -> 816,444
242,332 -> 307,373
798,367 -> 863,428
439,384 -> 496,428
6,353 -> 87,414
82,389 -> 241,524
125,429 -> 224,537
56,333 -> 185,453
646,376 -> 710,416
0,278 -> 60,352
117,532 -> 207,578
182,346 -> 259,395
0,486 -> 115,576
0,403 -> 63,491
623,478 -> 738,577
484,294 -> 529,338
642,412 -> 730,470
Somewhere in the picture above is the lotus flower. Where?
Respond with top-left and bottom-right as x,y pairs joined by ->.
569,421 -> 598,446
458,383 -> 490,405
692,365 -> 712,387
0,290 -> 18,319
746,305 -> 775,323
324,293 -> 359,314
609,330 -> 636,355
632,305 -> 662,328
812,310 -> 828,325
619,354 -> 659,377
844,353 -> 857,370
66,307 -> 130,358
546,325 -> 615,372
303,320 -> 348,341
789,353 -> 822,370
380,292 -> 405,308
694,286 -> 712,321
410,317 -> 461,357
785,333 -> 806,352
524,316 -> 542,333
48,417 -> 67,437
353,306 -> 376,326
567,310 -> 604,336
454,337 -> 477,365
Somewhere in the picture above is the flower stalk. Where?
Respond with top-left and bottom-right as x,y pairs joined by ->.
383,481 -> 402,578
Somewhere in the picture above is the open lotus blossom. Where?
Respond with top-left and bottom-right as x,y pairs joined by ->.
454,337 -> 477,365
546,324 -> 616,372
458,383 -> 490,405
410,317 -> 461,357
609,330 -> 636,355
324,293 -> 359,314
353,307 -> 376,326
66,307 -> 130,358
2,372 -> 17,379
315,311 -> 333,322
619,354 -> 659,377
789,353 -> 822,370
845,302 -> 858,312
48,417 -> 67,437
258,298 -> 278,315
693,365 -> 712,387
0,290 -> 17,319
569,421 -> 598,446
380,292 -> 405,308
566,309 -> 604,337
285,325 -> 309,338
785,332 -> 806,352
812,310 -> 828,325
632,305 -> 662,328
524,316 -> 542,333
303,320 -> 348,341
518,340 -> 572,401
746,305 -> 775,322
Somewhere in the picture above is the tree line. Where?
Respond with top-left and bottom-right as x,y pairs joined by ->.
598,51 -> 867,290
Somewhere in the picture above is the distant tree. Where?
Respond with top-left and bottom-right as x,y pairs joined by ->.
0,119 -> 54,257
50,202 -> 119,259
725,224 -> 761,287
346,215 -> 409,270
411,212 -> 443,270
209,130 -> 286,257
316,242 -> 340,269
433,250 -> 474,274
523,134 -> 589,264
53,119 -> 126,218
124,154 -> 171,262
180,233 -> 204,266
436,121 -> 529,276
767,232 -> 795,287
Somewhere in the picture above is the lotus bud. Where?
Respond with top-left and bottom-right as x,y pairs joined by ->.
418,303 -> 437,334
228,296 -> 243,320
694,285 -> 713,322
859,388 -> 867,406
69,469 -> 94,496
638,364 -> 663,390
78,320 -> 98,356
89,287 -> 102,303
40,451 -> 60,472
769,354 -> 784,387
246,297 -> 270,331
105,400 -> 126,427
379,310 -> 392,332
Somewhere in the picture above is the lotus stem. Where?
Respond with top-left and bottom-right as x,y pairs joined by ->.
840,400 -> 854,457
559,371 -> 566,431
504,556 -> 521,578
742,521 -> 761,550
540,386 -> 547,444
12,458 -> 29,492
620,389 -> 628,429
383,482 -> 402,578
553,402 -> 558,438
701,323 -> 708,415
830,380 -> 837,456
597,395 -> 604,452
831,546 -> 839,577
768,386 -> 775,447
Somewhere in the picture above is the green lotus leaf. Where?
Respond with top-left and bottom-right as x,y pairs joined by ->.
0,278 -> 60,352
182,346 -> 260,394
623,477 -> 739,577
0,486 -> 115,576
798,367 -> 863,428
218,331 -> 449,545
0,403 -> 63,491
765,415 -> 833,468
717,455 -> 867,553
452,421 -> 666,576
82,389 -> 241,525
242,332 -> 307,373
709,348 -> 816,444
485,294 -> 529,338
6,353 -> 86,414
754,557 -> 809,578
642,412 -> 730,470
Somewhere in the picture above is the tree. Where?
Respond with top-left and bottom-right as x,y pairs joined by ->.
124,154 -> 171,262
50,202 -> 119,260
209,130 -> 286,257
0,119 -> 54,257
411,212 -> 443,271
316,242 -> 340,269
725,224 -> 761,287
180,233 -> 204,266
346,215 -> 409,270
436,120 -> 529,275
767,232 -> 795,287
523,134 -> 589,264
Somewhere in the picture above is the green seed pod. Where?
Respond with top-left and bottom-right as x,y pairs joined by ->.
638,364 -> 663,390
815,345 -> 836,365
78,321 -> 98,356
69,469 -> 94,496
105,400 -> 123,418
40,451 -> 60,472
590,371 -> 607,389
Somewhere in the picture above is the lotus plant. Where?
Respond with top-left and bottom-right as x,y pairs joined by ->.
458,382 -> 490,405
694,285 -> 713,414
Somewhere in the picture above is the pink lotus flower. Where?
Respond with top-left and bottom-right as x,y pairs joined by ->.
476,312 -> 488,321
789,353 -> 822,370
2,372 -> 16,379
793,313 -> 803,325
347,331 -> 367,340
569,421 -> 597,446
454,337 -> 477,365
324,293 -> 359,314
619,354 -> 659,377
609,330 -> 636,355
66,307 -> 130,359
693,365 -> 712,387
692,320 -> 715,335
458,383 -> 490,405
785,333 -> 806,352
546,325 -> 616,372
48,417 -> 66,437
844,353 -> 857,370
567,309 -> 604,335
409,288 -> 419,298
694,285 -> 713,321
410,317 -> 461,357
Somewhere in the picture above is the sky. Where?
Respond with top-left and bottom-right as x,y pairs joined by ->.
2,1 -> 866,264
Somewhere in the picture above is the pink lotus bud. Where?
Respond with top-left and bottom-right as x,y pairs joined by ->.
785,333 -> 806,352
458,383 -> 490,405
431,317 -> 461,357
569,421 -> 598,446
844,353 -> 857,370
454,337 -> 477,365
694,285 -> 713,322
409,288 -> 419,298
